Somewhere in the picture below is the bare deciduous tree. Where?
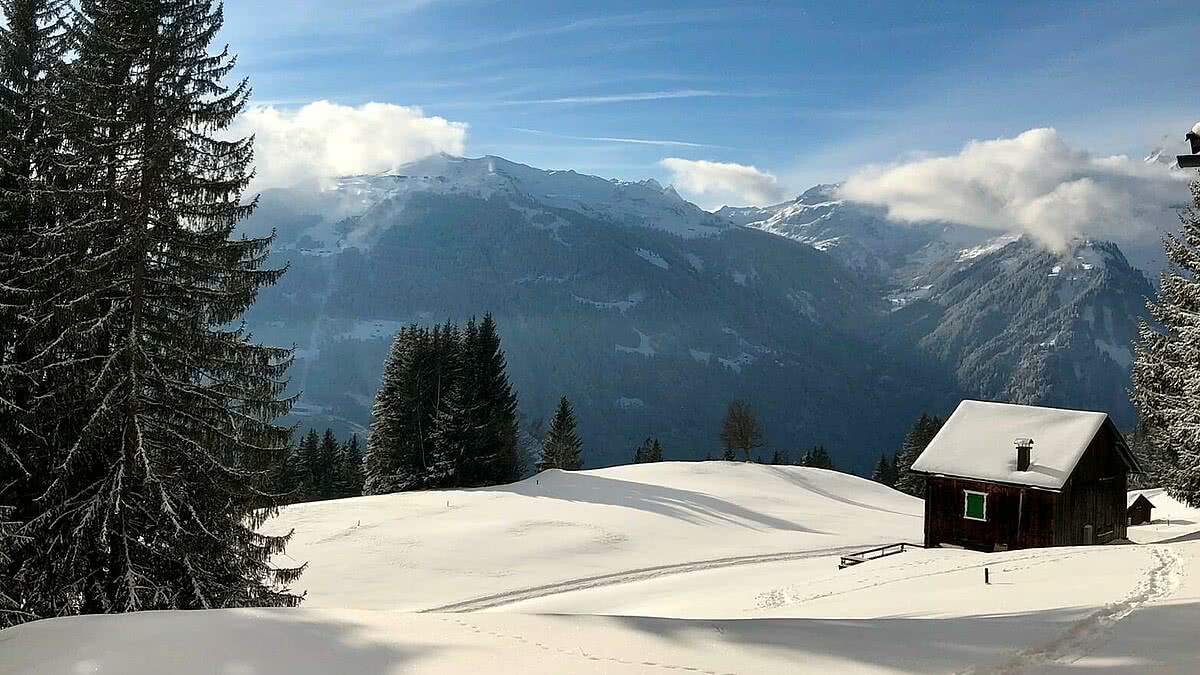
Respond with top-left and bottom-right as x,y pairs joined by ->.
720,400 -> 764,462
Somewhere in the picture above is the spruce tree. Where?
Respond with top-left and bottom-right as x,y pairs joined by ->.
871,453 -> 898,487
293,429 -> 321,501
365,326 -> 443,492
14,0 -> 301,614
336,433 -> 365,497
467,315 -> 520,484
633,437 -> 663,463
429,376 -> 470,487
0,0 -> 68,623
316,429 -> 341,499
365,327 -> 418,494
425,321 -> 464,487
648,437 -> 663,462
895,414 -> 944,496
365,316 -> 522,491
0,505 -> 28,627
540,397 -> 583,470
1133,175 -> 1200,505
633,437 -> 647,463
801,445 -> 835,470
267,436 -> 301,503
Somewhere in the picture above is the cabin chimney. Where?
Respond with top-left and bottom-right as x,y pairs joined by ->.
1015,438 -> 1033,472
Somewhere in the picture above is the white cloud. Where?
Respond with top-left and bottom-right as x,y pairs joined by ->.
233,101 -> 467,189
838,128 -> 1187,251
660,158 -> 787,209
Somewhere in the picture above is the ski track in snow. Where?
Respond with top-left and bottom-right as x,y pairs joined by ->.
421,545 -> 872,613
963,545 -> 1185,674
756,549 -> 1078,610
438,617 -> 738,675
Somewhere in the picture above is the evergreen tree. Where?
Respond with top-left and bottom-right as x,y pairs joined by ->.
0,0 -> 68,625
425,320 -> 468,487
366,325 -> 449,493
632,436 -> 663,463
293,429 -> 322,501
467,314 -> 521,485
365,327 -> 419,495
316,429 -> 341,499
1127,424 -> 1169,490
540,397 -> 583,470
800,445 -> 834,470
336,433 -> 365,498
648,437 -> 663,462
265,434 -> 301,503
8,0 -> 303,615
720,400 -> 763,462
366,316 -> 523,492
1133,175 -> 1200,505
871,453 -> 898,487
721,447 -> 737,461
895,414 -> 944,496
0,505 -> 28,627
429,375 -> 471,487
418,322 -> 460,487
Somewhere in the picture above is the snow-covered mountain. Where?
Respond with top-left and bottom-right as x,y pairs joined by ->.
239,155 -> 1153,469
883,238 -> 1151,417
247,154 -> 730,252
724,184 -> 1153,421
719,184 -> 999,281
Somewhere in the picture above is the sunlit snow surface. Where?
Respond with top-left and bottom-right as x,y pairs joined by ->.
7,463 -> 1200,674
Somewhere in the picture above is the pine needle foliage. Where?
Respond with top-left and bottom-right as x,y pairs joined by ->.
1,0 -> 302,618
1133,176 -> 1200,506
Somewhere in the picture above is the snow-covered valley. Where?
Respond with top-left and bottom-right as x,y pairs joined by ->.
6,463 -> 1199,674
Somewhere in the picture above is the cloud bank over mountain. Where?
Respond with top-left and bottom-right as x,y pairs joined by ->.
838,128 -> 1187,250
660,158 -> 787,209
235,101 -> 467,189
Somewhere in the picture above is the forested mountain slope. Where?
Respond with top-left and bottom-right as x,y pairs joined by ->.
241,155 -> 1150,470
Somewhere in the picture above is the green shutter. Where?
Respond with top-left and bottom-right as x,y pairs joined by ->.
965,492 -> 986,520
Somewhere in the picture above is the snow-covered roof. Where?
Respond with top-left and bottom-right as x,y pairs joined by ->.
911,400 -> 1133,490
1127,493 -> 1155,508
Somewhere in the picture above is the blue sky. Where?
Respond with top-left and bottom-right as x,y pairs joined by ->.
222,0 -> 1200,205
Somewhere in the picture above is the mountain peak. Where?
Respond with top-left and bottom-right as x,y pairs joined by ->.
314,153 -> 732,242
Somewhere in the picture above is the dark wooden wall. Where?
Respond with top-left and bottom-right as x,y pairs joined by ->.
1052,424 -> 1128,545
923,423 -> 1131,551
924,476 -> 1056,551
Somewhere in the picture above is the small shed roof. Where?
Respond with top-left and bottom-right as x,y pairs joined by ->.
910,400 -> 1138,490
1127,493 -> 1155,509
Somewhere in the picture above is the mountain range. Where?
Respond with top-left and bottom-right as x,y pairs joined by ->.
239,154 -> 1153,472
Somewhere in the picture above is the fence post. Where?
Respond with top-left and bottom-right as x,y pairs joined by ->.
985,567 -> 990,585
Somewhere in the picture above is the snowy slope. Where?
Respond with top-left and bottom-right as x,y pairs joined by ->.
1126,488 -> 1200,545
6,463 -> 1200,674
262,462 -> 922,611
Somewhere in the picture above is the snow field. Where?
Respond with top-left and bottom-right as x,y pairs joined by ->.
7,463 -> 1200,674
262,462 -> 923,611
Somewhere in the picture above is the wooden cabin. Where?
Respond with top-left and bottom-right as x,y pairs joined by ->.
911,400 -> 1141,552
1127,494 -> 1154,526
